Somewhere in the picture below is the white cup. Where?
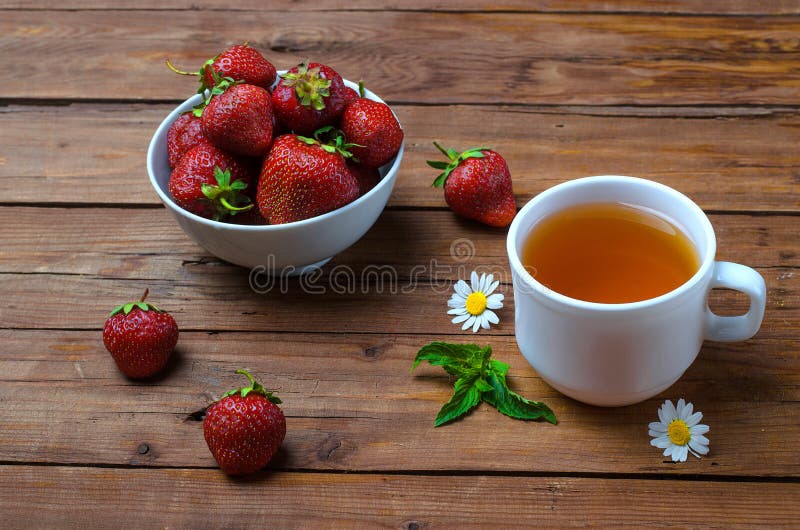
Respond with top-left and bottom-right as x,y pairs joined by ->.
506,176 -> 767,406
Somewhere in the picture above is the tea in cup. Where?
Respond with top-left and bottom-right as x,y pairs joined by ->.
506,176 -> 766,406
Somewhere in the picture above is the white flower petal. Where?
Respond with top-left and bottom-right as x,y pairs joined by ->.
663,399 -> 677,421
454,280 -> 471,297
651,435 -> 671,449
689,424 -> 709,435
690,433 -> 709,446
676,398 -> 686,418
447,298 -> 467,309
470,271 -> 479,292
680,401 -> 694,421
447,297 -> 465,308
689,439 -> 709,455
448,307 -> 468,316
461,316 -> 475,330
663,446 -> 673,457
675,445 -> 689,462
649,421 -> 667,433
485,279 -> 500,296
483,309 -> 499,325
452,313 -> 471,324
482,274 -> 493,292
480,315 -> 491,330
686,411 -> 703,427
658,404 -> 669,425
472,316 -> 482,333
486,293 -> 503,307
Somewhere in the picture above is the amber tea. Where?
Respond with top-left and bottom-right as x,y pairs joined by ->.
521,202 -> 700,303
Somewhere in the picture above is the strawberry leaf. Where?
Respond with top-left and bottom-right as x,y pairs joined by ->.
428,142 -> 492,187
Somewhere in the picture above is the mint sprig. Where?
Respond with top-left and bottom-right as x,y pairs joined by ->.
411,342 -> 557,427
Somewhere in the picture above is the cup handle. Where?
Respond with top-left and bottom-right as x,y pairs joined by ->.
703,261 -> 767,342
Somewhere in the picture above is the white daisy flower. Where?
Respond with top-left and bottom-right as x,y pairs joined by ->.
649,398 -> 710,462
447,271 -> 504,333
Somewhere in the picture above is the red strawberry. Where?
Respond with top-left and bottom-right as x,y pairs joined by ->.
203,369 -> 286,476
169,142 -> 254,221
167,112 -> 207,168
342,86 -> 359,107
341,84 -> 403,169
102,289 -> 178,379
347,161 -> 380,196
271,61 -> 347,135
166,44 -> 276,92
201,44 -> 276,91
201,83 -> 274,157
428,142 -> 516,228
257,132 -> 359,224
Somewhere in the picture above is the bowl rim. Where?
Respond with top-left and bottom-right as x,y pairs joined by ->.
146,74 -> 404,232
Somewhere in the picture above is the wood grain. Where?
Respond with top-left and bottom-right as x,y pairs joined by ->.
2,466 -> 799,527
1,207 -> 798,277
1,330 -> 797,475
2,1 -> 798,15
0,263 -> 795,336
2,12 -> 800,104
2,104 -> 799,211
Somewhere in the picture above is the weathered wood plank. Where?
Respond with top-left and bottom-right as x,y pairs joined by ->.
0,208 -> 797,279
0,330 -> 797,475
0,265 -> 795,335
1,12 -> 800,104
2,1 -> 798,15
2,466 -> 799,527
2,104 -> 799,211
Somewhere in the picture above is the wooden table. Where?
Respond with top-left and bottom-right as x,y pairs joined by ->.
1,1 -> 799,526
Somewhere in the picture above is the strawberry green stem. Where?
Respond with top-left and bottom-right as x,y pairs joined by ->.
109,289 -> 161,317
427,142 -> 491,188
220,369 -> 282,404
165,59 -> 199,77
433,141 -> 453,160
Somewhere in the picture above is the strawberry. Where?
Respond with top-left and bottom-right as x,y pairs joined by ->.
169,142 -> 254,221
102,289 -> 178,379
166,44 -> 276,93
341,83 -> 403,169
201,44 -> 276,92
428,142 -> 516,228
256,131 -> 359,224
203,369 -> 286,476
271,61 -> 347,135
167,112 -> 207,168
347,161 -> 380,196
342,86 -> 360,107
201,83 -> 274,157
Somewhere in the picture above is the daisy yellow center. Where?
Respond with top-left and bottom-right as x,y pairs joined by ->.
465,292 -> 487,315
668,419 -> 691,446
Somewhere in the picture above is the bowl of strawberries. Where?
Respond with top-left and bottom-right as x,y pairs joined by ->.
147,45 -> 404,273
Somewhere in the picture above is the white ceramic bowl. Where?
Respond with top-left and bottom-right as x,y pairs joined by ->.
147,78 -> 403,273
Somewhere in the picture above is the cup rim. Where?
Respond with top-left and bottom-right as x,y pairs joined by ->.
146,76 -> 403,232
506,175 -> 717,312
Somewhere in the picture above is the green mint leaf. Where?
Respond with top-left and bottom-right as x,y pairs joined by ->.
474,378 -> 493,393
434,375 -> 481,427
411,342 -> 484,375
489,358 -> 509,377
484,370 -> 557,425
